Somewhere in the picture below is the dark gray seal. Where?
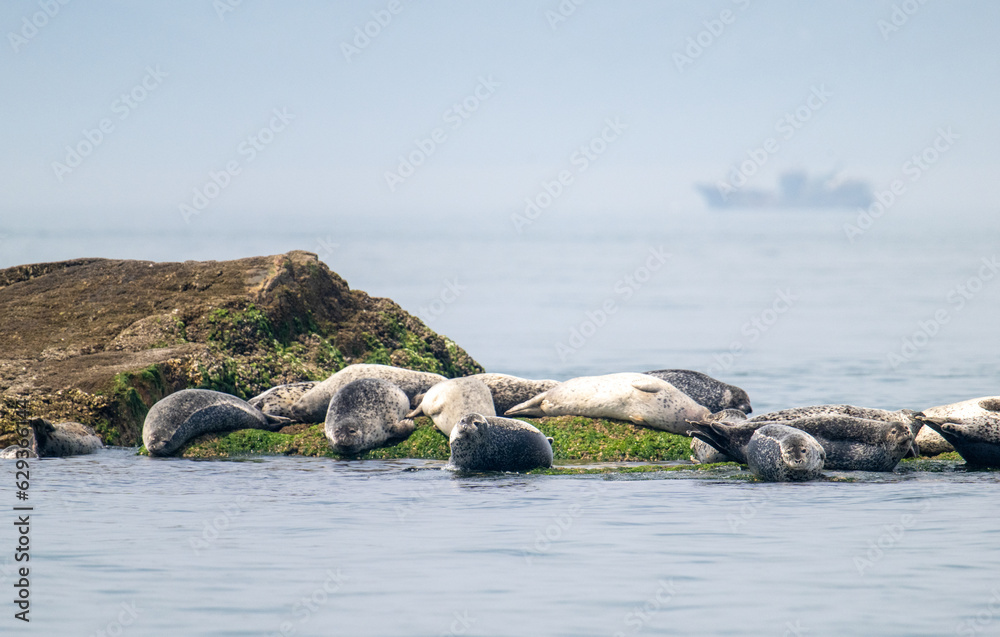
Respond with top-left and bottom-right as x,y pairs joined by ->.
25,419 -> 104,457
687,415 -> 915,471
143,389 -> 287,457
448,414 -> 553,472
918,396 -> 1000,467
249,381 -> 318,420
325,378 -> 415,454
746,424 -> 825,482
690,409 -> 747,463
467,373 -> 559,416
292,364 -> 446,423
643,369 -> 752,414
749,404 -> 920,432
406,377 -> 496,437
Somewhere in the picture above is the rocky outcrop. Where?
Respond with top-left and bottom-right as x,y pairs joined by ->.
0,251 -> 482,447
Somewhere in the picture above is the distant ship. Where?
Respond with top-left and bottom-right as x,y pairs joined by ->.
697,171 -> 873,209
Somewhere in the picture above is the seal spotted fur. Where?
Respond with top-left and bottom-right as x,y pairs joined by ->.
506,373 -> 710,435
325,378 -> 415,454
407,377 -> 496,437
918,396 -> 1000,467
746,424 -> 825,482
292,364 -> 445,423
643,369 -> 752,413
448,414 -> 553,472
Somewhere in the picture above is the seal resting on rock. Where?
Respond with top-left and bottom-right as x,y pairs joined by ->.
407,377 -> 496,437
292,364 -> 446,423
917,396 -> 1000,467
690,409 -> 747,463
643,369 -> 752,414
688,415 -> 915,471
748,404 -> 920,432
466,373 -> 559,416
249,381 -> 318,420
447,414 -> 553,472
505,373 -> 710,435
746,424 -> 825,482
143,389 -> 288,457
324,378 -> 415,455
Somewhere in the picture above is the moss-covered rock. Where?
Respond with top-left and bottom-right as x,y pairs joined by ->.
169,416 -> 697,462
0,251 -> 482,447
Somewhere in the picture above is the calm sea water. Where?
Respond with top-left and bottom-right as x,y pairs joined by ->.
3,208 -> 1000,635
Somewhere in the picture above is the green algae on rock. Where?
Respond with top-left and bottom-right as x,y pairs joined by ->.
170,416 -> 698,462
0,251 -> 481,447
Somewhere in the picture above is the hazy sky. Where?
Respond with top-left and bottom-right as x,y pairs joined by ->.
1,0 -> 998,231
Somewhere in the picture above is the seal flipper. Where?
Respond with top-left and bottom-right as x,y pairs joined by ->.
630,377 -> 664,393
505,393 -> 546,417
264,413 -> 293,429
686,422 -> 749,464
390,418 -> 416,440
405,403 -> 424,419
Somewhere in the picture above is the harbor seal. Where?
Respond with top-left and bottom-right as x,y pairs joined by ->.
143,389 -> 287,457
505,373 -> 710,435
292,364 -> 446,423
643,369 -> 752,414
914,426 -> 954,456
248,381 -> 318,420
29,419 -> 104,457
406,377 -> 496,437
747,404 -> 926,457
466,373 -> 559,415
0,445 -> 38,459
749,404 -> 921,434
746,424 -> 825,482
447,413 -> 553,472
325,378 -> 415,454
688,415 -> 915,471
690,409 -> 747,463
917,396 -> 1000,467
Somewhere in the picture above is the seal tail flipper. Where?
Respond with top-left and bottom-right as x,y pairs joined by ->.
390,418 -> 416,440
685,422 -> 742,462
405,404 -> 424,419
264,414 -> 293,430
410,393 -> 426,411
505,394 -> 546,417
915,413 -> 947,432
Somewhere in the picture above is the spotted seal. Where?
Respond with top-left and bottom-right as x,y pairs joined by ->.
143,389 -> 288,457
0,446 -> 38,459
466,373 -> 559,416
917,396 -> 1000,467
292,364 -> 446,423
24,419 -> 104,457
325,378 -> 415,454
407,377 -> 496,437
505,373 -> 710,435
643,369 -> 752,414
447,414 -> 553,472
248,381 -> 318,420
746,424 -> 826,482
690,409 -> 747,463
687,415 -> 915,471
748,404 -> 920,433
